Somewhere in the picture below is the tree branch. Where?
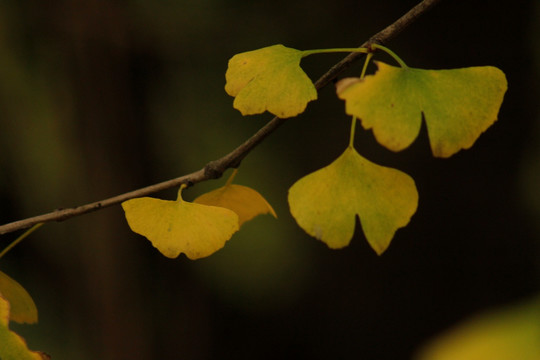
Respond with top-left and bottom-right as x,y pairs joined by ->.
0,0 -> 442,236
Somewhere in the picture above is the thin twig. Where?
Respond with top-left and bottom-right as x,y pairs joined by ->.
0,0 -> 442,236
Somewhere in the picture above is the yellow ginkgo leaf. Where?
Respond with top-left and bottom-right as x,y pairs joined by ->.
194,184 -> 277,227
225,44 -> 317,118
0,296 -> 44,360
122,186 -> 239,260
288,146 -> 418,254
0,271 -> 37,324
337,61 -> 507,158
415,296 -> 540,360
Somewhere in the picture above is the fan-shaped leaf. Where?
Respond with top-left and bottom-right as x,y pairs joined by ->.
225,44 -> 317,118
194,184 -> 276,227
337,62 -> 507,158
288,147 -> 418,254
0,271 -> 37,324
122,188 -> 239,260
416,297 -> 540,360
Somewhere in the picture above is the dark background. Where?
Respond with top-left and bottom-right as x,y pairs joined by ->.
1,1 -> 539,359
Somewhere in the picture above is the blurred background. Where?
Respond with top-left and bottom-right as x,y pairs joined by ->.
1,0 -> 539,359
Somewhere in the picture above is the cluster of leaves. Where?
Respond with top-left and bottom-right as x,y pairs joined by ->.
123,170 -> 276,260
0,42 -> 511,358
122,43 -> 507,259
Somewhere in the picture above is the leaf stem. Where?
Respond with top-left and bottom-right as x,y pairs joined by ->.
360,52 -> 374,79
0,223 -> 44,260
225,168 -> 238,186
301,48 -> 368,58
371,44 -> 408,68
349,116 -> 357,148
177,183 -> 188,200
347,54 -> 372,149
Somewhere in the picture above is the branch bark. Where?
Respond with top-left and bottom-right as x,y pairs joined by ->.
0,0 -> 442,235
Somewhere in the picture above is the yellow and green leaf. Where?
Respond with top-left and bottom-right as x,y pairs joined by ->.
122,186 -> 239,260
0,271 -> 37,324
0,296 -> 44,360
225,44 -> 317,118
416,296 -> 540,360
194,184 -> 276,227
337,61 -> 507,158
288,146 -> 418,254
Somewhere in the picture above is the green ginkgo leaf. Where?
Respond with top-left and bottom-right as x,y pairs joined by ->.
225,44 -> 317,118
337,61 -> 507,158
194,184 -> 277,227
0,271 -> 38,324
122,186 -> 239,260
0,296 -> 44,360
288,146 -> 418,254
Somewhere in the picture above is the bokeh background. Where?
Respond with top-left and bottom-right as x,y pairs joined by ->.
1,0 -> 539,359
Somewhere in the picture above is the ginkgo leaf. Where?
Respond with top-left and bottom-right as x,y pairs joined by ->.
0,271 -> 37,324
194,184 -> 277,227
122,187 -> 239,260
337,61 -> 507,158
225,44 -> 317,118
0,295 -> 44,360
288,146 -> 418,254
416,297 -> 540,360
